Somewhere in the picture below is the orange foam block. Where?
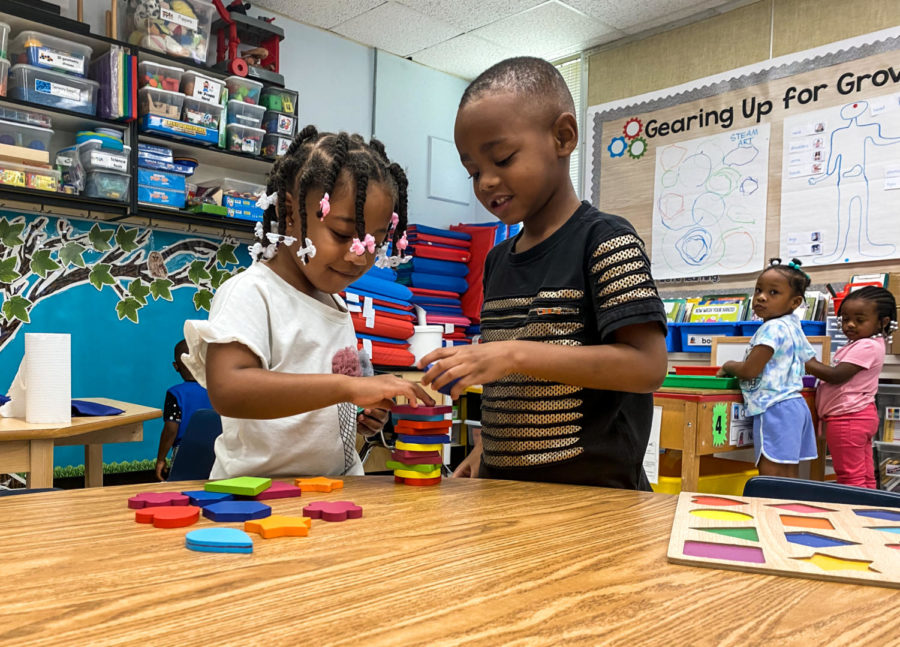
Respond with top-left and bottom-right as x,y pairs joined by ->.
135,505 -> 200,528
294,477 -> 343,493
779,515 -> 835,530
245,515 -> 312,539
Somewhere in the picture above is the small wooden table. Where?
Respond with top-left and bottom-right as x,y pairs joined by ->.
654,387 -> 823,492
0,398 -> 160,488
0,477 -> 893,645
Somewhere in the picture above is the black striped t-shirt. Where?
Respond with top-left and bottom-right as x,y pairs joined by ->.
478,202 -> 667,490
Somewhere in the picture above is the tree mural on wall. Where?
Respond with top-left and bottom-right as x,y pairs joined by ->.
0,213 -> 244,352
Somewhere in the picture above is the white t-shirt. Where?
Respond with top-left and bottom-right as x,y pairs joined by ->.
183,262 -> 364,478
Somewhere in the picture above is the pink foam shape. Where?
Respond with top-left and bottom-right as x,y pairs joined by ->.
127,492 -> 190,509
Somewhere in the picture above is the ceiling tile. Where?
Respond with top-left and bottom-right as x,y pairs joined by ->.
619,0 -> 736,34
411,34 -> 527,80
253,0 -> 386,30
395,0 -> 545,32
560,0 -> 705,29
471,1 -> 621,61
332,2 -> 464,56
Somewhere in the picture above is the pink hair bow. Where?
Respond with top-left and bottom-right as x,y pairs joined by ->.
318,192 -> 331,219
390,212 -> 399,231
397,231 -> 408,251
350,234 -> 376,256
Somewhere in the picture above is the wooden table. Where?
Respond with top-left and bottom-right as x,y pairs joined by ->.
0,398 -> 160,488
655,387 -> 824,492
0,477 -> 893,646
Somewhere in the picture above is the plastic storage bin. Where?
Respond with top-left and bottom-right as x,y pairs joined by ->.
0,58 -> 8,97
0,119 -> 53,150
679,322 -> 738,353
225,75 -> 262,104
8,64 -> 98,115
0,106 -> 52,128
875,441 -> 900,491
10,31 -> 92,77
0,22 -> 9,59
261,133 -> 291,158
181,97 -> 223,129
800,320 -> 826,336
79,141 -> 130,173
259,86 -> 298,114
665,322 -> 680,352
877,384 -> 900,443
84,170 -> 130,200
138,167 -> 187,192
226,100 -> 265,128
138,185 -> 186,209
180,71 -> 223,105
651,453 -> 758,496
121,0 -> 216,64
220,177 -> 265,221
139,87 -> 185,119
0,160 -> 60,192
138,61 -> 184,92
262,110 -> 296,136
225,123 -> 264,155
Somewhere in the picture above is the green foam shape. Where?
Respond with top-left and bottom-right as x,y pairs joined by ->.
698,526 -> 759,542
205,477 -> 272,496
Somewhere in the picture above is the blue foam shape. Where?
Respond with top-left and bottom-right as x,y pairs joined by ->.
784,532 -> 857,548
185,528 -> 253,553
853,509 -> 900,522
873,526 -> 900,534
397,434 -> 451,444
181,490 -> 235,507
202,500 -> 271,522
426,362 -> 461,396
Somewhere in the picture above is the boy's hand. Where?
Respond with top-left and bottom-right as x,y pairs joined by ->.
155,458 -> 169,482
452,443 -> 482,478
419,342 -> 517,400
357,407 -> 389,436
349,375 -> 435,410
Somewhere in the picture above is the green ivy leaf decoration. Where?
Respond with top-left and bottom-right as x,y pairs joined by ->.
115,297 -> 142,324
188,260 -> 211,285
128,278 -> 151,306
88,224 -> 113,252
150,278 -> 173,302
209,266 -> 229,290
216,243 -> 238,266
115,226 -> 140,253
193,289 -> 213,312
88,263 -> 116,291
0,219 -> 25,247
59,242 -> 87,268
30,249 -> 61,279
1,295 -> 32,323
0,257 -> 20,284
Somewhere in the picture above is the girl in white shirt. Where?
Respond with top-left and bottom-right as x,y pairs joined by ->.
184,126 -> 432,479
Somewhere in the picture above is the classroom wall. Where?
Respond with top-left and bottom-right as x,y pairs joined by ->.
373,51 -> 493,228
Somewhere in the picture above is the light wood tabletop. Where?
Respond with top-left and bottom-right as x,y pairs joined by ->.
0,398 -> 160,488
0,477 -> 894,646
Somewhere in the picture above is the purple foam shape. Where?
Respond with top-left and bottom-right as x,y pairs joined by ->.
683,540 -> 765,563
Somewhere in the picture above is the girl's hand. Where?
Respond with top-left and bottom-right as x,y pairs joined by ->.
348,375 -> 435,410
419,342 -> 519,400
357,407 -> 389,436
718,361 -> 736,377
452,443 -> 482,478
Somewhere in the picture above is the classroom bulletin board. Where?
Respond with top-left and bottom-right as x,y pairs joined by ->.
586,34 -> 900,291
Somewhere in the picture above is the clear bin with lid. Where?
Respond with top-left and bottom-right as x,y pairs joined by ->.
182,97 -> 224,130
180,70 -> 223,105
79,140 -> 131,173
0,118 -> 53,150
226,99 -> 265,128
84,170 -> 130,201
139,87 -> 185,119
262,110 -> 296,136
0,160 -> 60,192
0,22 -> 9,59
261,133 -> 291,158
10,31 -> 93,77
8,64 -> 98,115
225,123 -> 264,155
224,75 -> 262,104
0,58 -> 8,96
138,61 -> 184,92
0,106 -> 52,128
259,86 -> 298,115
120,0 -> 216,64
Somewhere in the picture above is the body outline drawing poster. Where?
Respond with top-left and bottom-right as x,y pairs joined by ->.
780,93 -> 900,265
651,124 -> 770,279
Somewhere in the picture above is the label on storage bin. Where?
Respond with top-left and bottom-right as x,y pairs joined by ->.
730,403 -> 753,447
276,114 -> 294,135
56,154 -> 74,166
886,406 -> 900,422
241,137 -> 256,153
276,137 -> 290,156
37,47 -> 82,73
90,152 -> 128,172
34,79 -> 80,101
159,7 -> 199,31
686,334 -> 714,347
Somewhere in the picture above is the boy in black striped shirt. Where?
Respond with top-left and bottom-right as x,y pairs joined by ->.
420,57 -> 668,489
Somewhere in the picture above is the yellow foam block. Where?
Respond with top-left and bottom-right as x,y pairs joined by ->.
395,441 -> 442,452
394,468 -> 441,479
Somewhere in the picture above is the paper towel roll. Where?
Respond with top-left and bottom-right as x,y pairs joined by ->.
25,333 -> 71,424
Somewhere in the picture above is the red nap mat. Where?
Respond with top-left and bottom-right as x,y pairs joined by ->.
356,342 -> 415,367
410,245 -> 471,264
409,287 -> 460,299
450,223 -> 499,324
408,232 -> 471,248
350,313 -> 414,340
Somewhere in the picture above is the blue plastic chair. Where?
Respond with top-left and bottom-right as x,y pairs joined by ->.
167,409 -> 222,481
743,476 -> 900,508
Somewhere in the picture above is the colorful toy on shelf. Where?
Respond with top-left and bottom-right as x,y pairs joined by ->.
225,75 -> 262,104
138,61 -> 184,92
211,0 -> 284,82
122,0 -> 216,64
259,86 -> 297,115
9,31 -> 93,78
225,123 -> 264,155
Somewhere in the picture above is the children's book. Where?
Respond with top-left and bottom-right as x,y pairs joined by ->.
688,294 -> 749,322
662,298 -> 686,323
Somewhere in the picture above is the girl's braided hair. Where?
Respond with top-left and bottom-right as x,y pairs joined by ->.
839,286 -> 898,339
255,125 -> 408,261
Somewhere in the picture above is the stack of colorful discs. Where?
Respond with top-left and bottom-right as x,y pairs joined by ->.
389,404 -> 452,486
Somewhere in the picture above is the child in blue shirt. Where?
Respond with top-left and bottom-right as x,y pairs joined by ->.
156,339 -> 211,480
719,258 -> 817,477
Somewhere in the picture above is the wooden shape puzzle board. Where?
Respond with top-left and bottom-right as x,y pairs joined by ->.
667,491 -> 900,588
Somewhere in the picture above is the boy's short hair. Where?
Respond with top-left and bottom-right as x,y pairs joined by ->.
174,339 -> 188,363
460,56 -> 575,116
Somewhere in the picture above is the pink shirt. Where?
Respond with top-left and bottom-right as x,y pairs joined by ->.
816,337 -> 886,418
